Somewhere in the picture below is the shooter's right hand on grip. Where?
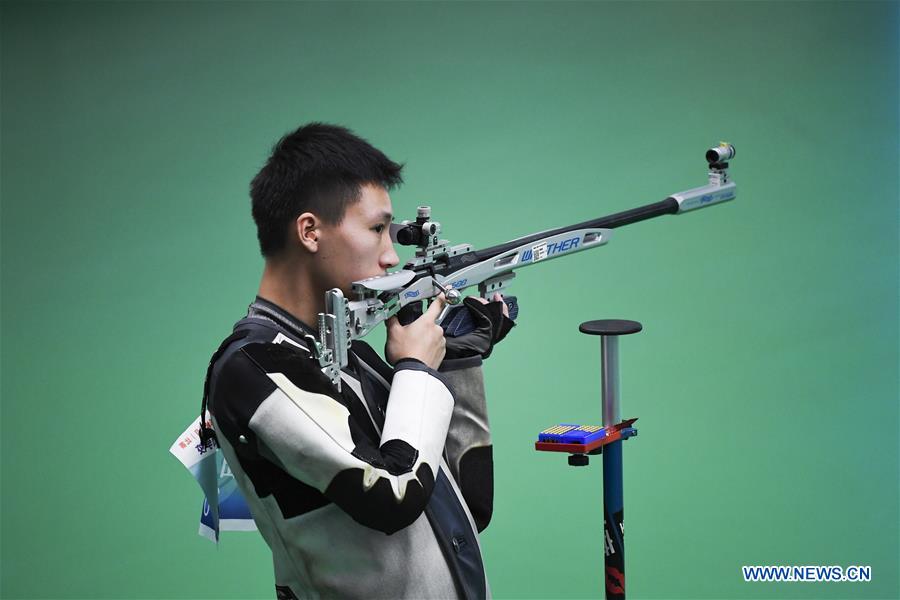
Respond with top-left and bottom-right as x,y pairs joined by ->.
385,295 -> 447,369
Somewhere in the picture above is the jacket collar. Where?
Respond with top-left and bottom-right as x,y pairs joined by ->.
247,296 -> 317,340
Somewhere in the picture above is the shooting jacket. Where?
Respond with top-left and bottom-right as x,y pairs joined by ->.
208,297 -> 493,599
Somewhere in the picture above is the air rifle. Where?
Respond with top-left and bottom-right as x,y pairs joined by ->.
303,143 -> 737,389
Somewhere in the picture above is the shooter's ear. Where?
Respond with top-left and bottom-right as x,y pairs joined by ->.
296,213 -> 319,253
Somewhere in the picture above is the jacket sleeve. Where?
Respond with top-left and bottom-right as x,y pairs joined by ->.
212,342 -> 454,535
438,356 -> 494,532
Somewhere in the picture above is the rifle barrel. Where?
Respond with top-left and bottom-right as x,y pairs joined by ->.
439,197 -> 679,274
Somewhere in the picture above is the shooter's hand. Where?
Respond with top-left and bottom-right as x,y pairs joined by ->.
444,293 -> 515,360
385,294 -> 447,370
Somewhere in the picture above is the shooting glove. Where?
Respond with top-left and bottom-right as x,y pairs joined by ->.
444,296 -> 516,360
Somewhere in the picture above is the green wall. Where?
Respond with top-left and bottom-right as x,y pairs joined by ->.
2,1 -> 897,598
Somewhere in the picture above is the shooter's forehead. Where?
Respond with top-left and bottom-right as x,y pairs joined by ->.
349,183 -> 393,221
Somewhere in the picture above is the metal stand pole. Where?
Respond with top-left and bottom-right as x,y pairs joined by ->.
601,335 -> 625,600
579,320 -> 642,600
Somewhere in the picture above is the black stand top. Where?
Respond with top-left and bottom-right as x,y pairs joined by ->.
578,319 -> 643,336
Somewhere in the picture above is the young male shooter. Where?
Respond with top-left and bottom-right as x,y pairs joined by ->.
205,123 -> 514,599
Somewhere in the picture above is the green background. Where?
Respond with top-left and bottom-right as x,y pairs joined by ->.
2,1 -> 897,598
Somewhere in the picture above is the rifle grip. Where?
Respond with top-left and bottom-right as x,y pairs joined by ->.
396,301 -> 423,326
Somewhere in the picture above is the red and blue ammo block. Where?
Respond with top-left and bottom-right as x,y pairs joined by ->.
535,418 -> 638,454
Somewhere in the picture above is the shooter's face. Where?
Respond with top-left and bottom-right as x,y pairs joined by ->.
314,183 -> 400,296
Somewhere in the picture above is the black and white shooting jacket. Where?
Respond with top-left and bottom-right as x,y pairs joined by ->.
208,297 -> 493,599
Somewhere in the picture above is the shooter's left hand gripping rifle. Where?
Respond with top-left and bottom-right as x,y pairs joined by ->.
305,144 -> 737,390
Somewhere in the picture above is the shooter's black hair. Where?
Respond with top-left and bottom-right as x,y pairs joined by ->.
250,123 -> 404,257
